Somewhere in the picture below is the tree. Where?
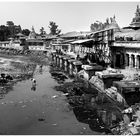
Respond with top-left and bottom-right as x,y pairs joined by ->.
90,18 -> 110,32
0,25 -> 10,41
6,21 -> 14,26
48,21 -> 61,35
22,29 -> 30,36
40,27 -> 46,36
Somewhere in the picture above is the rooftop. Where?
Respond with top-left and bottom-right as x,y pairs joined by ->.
115,29 -> 140,41
60,31 -> 92,38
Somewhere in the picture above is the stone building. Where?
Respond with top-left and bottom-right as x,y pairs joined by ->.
112,5 -> 140,69
26,27 -> 46,51
89,16 -> 120,66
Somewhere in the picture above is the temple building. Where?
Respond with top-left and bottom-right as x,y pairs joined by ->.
26,26 -> 46,51
111,5 -> 140,69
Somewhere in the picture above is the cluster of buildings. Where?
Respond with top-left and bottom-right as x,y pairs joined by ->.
0,5 -> 140,71
50,4 -> 140,71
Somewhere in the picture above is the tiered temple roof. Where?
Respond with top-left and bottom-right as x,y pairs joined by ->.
28,26 -> 37,39
130,5 -> 140,29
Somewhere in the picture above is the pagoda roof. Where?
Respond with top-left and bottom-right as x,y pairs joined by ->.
129,5 -> 140,29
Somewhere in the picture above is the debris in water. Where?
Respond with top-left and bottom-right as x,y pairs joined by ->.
80,131 -> 84,134
52,123 -> 58,126
83,127 -> 86,130
52,95 -> 58,99
62,93 -> 69,96
87,118 -> 91,120
19,101 -> 23,104
21,105 -> 26,108
38,118 -> 45,121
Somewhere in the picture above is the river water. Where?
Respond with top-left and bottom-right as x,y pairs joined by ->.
0,55 -> 122,135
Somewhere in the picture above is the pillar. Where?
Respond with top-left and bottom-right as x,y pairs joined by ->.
54,55 -> 57,64
56,55 -> 59,66
64,59 -> 68,72
137,55 -> 140,69
60,57 -> 63,68
69,62 -> 73,76
134,55 -> 137,69
129,54 -> 132,68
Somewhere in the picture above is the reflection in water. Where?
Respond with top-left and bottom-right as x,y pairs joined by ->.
31,85 -> 36,91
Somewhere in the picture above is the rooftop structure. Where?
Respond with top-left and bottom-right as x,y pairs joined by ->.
129,5 -> 140,29
28,26 -> 37,39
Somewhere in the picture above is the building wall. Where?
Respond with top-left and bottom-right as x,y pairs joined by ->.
28,45 -> 46,51
0,42 -> 23,50
112,42 -> 140,69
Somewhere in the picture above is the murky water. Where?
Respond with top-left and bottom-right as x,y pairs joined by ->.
0,56 -> 123,135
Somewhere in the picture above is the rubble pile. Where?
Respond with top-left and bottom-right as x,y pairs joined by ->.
111,104 -> 140,135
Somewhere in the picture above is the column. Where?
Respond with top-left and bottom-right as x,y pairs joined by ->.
124,53 -> 128,68
60,57 -> 63,68
129,54 -> 132,68
137,55 -> 140,69
134,55 -> 137,69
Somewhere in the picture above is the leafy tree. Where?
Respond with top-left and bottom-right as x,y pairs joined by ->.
0,25 -> 10,41
90,18 -> 110,32
22,29 -> 30,36
40,27 -> 46,36
48,21 -> 61,35
6,21 -> 14,26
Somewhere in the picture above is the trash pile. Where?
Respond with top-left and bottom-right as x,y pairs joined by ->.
111,103 -> 140,135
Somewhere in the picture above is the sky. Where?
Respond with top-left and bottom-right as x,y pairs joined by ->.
0,1 -> 140,34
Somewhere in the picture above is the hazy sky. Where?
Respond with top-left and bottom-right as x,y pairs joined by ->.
0,1 -> 140,33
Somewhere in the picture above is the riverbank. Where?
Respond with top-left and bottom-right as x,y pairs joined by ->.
0,54 -> 102,135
